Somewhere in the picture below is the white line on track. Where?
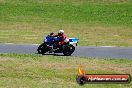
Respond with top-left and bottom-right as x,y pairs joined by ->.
99,46 -> 116,47
2,43 -> 39,45
4,43 -> 14,45
31,44 -> 39,45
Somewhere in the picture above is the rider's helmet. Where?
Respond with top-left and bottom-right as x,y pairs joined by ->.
58,29 -> 64,36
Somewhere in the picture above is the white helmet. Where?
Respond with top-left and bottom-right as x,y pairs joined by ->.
59,30 -> 64,33
58,29 -> 64,35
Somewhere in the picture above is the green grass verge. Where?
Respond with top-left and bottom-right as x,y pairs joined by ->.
0,0 -> 132,46
0,53 -> 132,88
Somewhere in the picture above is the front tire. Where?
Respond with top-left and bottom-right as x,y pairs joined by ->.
37,43 -> 47,54
63,44 -> 75,56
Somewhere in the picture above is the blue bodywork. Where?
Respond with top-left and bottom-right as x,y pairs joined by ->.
45,35 -> 59,43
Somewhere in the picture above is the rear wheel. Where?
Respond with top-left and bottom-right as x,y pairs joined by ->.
37,43 -> 47,54
63,44 -> 75,56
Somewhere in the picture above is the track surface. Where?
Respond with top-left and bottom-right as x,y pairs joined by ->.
0,44 -> 132,59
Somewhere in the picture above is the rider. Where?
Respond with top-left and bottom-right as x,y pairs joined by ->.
53,29 -> 68,46
45,30 -> 68,53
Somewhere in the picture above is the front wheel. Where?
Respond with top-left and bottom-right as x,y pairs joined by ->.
63,44 -> 75,56
37,43 -> 47,54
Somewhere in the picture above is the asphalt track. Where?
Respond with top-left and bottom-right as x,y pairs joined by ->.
0,43 -> 132,59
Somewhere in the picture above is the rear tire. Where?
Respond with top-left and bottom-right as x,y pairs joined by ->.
63,44 -> 75,56
37,43 -> 47,54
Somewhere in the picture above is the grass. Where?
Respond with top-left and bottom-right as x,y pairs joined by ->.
0,1 -> 131,88
0,53 -> 132,88
0,0 -> 132,46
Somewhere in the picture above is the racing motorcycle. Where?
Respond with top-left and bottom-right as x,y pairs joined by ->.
37,34 -> 79,56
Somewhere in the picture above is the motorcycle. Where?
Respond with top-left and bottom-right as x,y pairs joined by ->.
37,34 -> 79,56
